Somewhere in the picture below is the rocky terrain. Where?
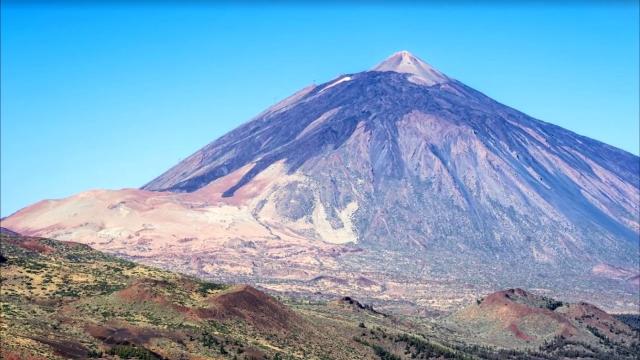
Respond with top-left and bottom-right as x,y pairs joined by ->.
2,51 -> 639,314
0,231 -> 377,359
447,288 -> 638,350
2,231 -> 638,360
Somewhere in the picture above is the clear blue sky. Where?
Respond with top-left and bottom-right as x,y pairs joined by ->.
1,2 -> 638,217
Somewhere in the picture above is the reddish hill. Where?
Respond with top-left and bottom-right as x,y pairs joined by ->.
449,288 -> 638,349
113,279 -> 299,332
208,285 -> 299,331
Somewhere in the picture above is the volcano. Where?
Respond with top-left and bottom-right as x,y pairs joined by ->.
4,51 -> 639,313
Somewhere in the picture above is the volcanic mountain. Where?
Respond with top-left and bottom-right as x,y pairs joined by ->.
3,51 -> 639,312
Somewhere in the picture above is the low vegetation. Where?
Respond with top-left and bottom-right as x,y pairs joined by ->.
1,232 -> 638,359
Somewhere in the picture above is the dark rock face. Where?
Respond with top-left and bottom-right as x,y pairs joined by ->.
337,296 -> 385,316
143,53 -> 639,295
0,227 -> 20,236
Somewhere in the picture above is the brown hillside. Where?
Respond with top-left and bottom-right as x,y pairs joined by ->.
449,288 -> 638,349
208,285 -> 298,331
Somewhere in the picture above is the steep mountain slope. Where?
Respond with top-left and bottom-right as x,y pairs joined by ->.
3,51 -> 639,312
2,233 -> 638,360
142,51 -> 638,259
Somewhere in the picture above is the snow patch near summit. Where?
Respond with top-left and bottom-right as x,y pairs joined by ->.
318,76 -> 352,93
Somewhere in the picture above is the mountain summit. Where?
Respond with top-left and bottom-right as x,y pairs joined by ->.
4,51 -> 639,313
372,50 -> 449,85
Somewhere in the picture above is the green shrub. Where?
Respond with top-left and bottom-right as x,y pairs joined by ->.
107,344 -> 160,359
